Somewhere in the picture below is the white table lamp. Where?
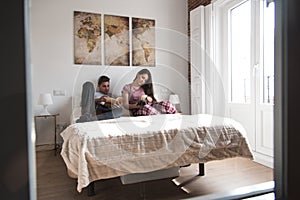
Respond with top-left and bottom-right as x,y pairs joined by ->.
38,93 -> 53,115
169,94 -> 181,112
169,94 -> 180,104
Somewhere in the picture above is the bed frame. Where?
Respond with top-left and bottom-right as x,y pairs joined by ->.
86,163 -> 205,196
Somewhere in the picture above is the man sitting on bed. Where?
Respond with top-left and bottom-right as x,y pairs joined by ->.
95,75 -> 123,120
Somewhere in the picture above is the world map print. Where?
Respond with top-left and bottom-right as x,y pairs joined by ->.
132,18 -> 155,66
74,11 -> 101,65
104,15 -> 129,66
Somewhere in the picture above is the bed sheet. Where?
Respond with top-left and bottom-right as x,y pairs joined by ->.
60,114 -> 253,192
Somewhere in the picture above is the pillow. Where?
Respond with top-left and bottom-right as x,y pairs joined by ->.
70,95 -> 82,124
70,106 -> 81,124
153,84 -> 172,101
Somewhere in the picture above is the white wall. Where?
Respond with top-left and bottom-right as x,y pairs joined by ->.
30,0 -> 189,145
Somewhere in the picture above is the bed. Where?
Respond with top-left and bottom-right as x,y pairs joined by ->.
60,113 -> 253,194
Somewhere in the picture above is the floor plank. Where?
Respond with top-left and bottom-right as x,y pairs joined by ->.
36,150 -> 273,200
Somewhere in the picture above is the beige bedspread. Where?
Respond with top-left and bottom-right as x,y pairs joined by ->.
60,114 -> 253,192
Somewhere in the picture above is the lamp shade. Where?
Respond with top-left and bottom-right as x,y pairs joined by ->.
38,93 -> 53,105
169,94 -> 180,104
38,93 -> 53,115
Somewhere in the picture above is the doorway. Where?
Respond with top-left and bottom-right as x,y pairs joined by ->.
218,0 -> 274,167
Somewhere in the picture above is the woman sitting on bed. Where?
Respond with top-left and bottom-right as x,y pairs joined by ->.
122,68 -> 176,116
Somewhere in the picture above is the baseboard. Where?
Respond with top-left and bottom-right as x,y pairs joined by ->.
36,143 -> 62,152
253,152 -> 274,169
36,144 -> 55,151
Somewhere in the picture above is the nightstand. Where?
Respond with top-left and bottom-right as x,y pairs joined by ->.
34,113 -> 59,155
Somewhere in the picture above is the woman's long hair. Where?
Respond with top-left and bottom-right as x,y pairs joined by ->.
135,69 -> 157,102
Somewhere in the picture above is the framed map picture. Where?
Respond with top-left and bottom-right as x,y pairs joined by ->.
132,18 -> 155,66
104,15 -> 129,66
74,11 -> 101,65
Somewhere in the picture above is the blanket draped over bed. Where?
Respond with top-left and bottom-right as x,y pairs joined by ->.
60,114 -> 253,192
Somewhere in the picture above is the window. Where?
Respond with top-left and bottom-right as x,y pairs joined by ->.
229,0 -> 251,103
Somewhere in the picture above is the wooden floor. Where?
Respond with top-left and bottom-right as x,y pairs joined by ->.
36,150 -> 273,200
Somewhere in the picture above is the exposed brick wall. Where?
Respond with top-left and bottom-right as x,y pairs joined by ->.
188,0 -> 211,12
